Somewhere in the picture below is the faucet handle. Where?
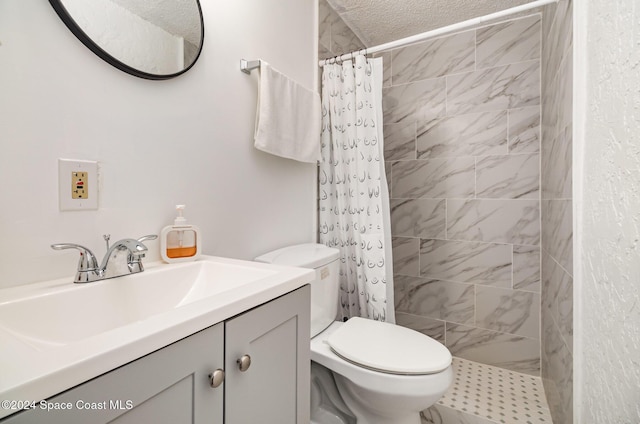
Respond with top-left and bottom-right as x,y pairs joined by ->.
51,243 -> 99,272
137,235 -> 158,243
124,237 -> 155,274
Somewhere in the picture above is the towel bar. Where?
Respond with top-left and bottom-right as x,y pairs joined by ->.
240,59 -> 261,74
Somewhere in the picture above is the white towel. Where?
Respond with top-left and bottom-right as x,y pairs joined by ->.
254,61 -> 321,163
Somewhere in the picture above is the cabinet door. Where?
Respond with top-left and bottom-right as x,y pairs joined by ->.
225,286 -> 310,424
2,324 -> 224,424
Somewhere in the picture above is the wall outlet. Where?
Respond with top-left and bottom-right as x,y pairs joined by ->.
71,171 -> 88,199
59,159 -> 98,211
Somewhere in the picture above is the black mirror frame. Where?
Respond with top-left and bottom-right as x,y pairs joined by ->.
48,0 -> 205,80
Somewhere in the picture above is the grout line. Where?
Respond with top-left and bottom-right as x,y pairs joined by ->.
443,320 -> 447,347
389,50 -> 393,86
473,283 -> 477,326
511,244 -> 515,289
444,73 -> 449,116
474,156 -> 478,198
507,107 -> 512,153
474,29 -> 477,72
444,198 -> 448,240
452,356 -> 544,381
538,25 -> 544,363
475,57 -> 542,73
413,121 -> 417,160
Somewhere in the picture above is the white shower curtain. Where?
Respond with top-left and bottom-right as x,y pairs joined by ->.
319,55 -> 395,323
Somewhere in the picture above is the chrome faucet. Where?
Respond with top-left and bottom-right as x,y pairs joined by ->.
51,235 -> 158,283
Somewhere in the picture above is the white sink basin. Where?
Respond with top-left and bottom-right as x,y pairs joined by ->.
0,255 -> 313,418
0,260 -> 277,348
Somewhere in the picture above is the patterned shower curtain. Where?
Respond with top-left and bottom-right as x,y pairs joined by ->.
319,55 -> 394,323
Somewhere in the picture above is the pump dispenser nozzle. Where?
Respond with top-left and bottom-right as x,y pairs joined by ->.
174,205 -> 187,225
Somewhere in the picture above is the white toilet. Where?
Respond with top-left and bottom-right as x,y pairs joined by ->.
256,243 -> 453,424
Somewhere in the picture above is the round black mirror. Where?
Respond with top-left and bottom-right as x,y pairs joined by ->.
49,0 -> 204,80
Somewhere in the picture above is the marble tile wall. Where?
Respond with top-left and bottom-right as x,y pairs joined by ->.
540,1 -> 573,423
385,14 -> 543,376
318,0 -> 365,60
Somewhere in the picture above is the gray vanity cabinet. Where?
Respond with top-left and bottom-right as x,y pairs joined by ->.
2,323 -> 224,424
225,285 -> 310,423
2,286 -> 310,424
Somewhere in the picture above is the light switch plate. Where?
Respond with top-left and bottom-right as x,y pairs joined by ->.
59,159 -> 98,211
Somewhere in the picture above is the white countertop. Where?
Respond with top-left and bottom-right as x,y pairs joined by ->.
0,255 -> 314,419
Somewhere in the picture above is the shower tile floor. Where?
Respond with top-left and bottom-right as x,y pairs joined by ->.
422,357 -> 553,424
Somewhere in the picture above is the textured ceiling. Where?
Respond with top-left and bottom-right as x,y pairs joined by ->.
327,0 -> 542,46
108,0 -> 202,45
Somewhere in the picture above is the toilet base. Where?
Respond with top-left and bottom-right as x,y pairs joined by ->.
334,374 -> 424,424
311,362 -> 356,424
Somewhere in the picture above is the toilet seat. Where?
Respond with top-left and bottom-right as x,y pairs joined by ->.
326,317 -> 451,375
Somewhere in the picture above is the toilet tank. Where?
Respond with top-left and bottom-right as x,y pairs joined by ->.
255,243 -> 340,338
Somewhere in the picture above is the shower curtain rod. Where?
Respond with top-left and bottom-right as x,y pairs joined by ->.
318,0 -> 558,66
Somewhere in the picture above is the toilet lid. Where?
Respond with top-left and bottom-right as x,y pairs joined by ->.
326,317 -> 451,375
254,243 -> 339,269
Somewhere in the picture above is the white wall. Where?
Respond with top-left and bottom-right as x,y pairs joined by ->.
0,0 -> 318,288
574,0 -> 640,421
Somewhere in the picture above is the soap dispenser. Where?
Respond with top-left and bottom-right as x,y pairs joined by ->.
161,205 -> 201,263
